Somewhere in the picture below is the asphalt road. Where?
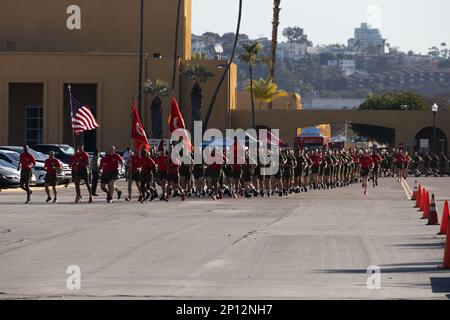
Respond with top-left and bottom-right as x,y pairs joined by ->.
0,177 -> 449,299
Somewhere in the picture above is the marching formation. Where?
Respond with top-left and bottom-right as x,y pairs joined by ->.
14,142 -> 429,204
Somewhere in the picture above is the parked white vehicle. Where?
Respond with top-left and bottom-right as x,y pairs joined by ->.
0,159 -> 36,188
0,150 -> 45,185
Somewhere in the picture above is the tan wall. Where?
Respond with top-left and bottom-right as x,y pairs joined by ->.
237,91 -> 302,110
0,0 -> 191,59
0,52 -> 140,149
231,109 -> 450,148
0,52 -> 235,149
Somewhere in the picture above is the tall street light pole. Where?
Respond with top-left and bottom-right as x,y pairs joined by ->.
138,0 -> 145,118
432,103 -> 439,154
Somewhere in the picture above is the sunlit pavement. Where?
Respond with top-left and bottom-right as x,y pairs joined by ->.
0,177 -> 449,299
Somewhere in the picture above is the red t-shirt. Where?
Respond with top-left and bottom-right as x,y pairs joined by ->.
310,154 -> 322,167
141,157 -> 156,173
44,158 -> 61,175
68,155 -> 76,171
19,152 -> 36,170
156,155 -> 169,172
359,156 -> 373,170
130,155 -> 142,173
100,153 -> 123,174
232,163 -> 242,172
167,158 -> 180,174
73,151 -> 90,170
395,153 -> 406,164
370,154 -> 382,165
211,154 -> 226,171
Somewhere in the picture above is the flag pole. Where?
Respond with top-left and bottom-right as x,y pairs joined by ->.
68,85 -> 77,149
137,0 -> 144,119
131,96 -> 136,151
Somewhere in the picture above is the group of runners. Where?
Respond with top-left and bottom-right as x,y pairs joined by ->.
14,142 -> 428,204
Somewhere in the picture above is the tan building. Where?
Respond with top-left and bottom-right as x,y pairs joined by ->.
0,0 -> 235,150
1,0 -> 448,152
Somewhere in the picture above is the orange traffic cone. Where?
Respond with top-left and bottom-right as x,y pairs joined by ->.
422,191 -> 430,219
411,180 -> 418,201
419,188 -> 426,212
415,185 -> 422,208
441,218 -> 450,269
427,194 -> 439,225
438,201 -> 449,235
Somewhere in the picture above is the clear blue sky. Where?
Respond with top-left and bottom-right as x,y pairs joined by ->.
192,0 -> 450,54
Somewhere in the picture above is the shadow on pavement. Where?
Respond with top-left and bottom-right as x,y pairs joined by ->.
318,262 -> 445,274
392,243 -> 445,249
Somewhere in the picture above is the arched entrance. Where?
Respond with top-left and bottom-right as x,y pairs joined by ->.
415,127 -> 448,154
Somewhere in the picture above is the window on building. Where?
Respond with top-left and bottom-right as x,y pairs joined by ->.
25,106 -> 43,145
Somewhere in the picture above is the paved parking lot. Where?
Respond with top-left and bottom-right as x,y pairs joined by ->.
0,177 -> 449,299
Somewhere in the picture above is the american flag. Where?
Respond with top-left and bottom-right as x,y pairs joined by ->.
70,91 -> 99,134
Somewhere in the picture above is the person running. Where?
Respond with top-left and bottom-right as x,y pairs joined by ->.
359,150 -> 374,196
100,146 -> 124,203
123,147 -> 132,182
140,148 -> 157,203
166,153 -> 185,201
179,151 -> 193,197
43,151 -> 62,203
207,148 -> 224,200
155,148 -> 169,201
126,149 -> 142,202
370,151 -> 382,187
394,149 -> 406,182
90,149 -> 101,196
18,145 -> 36,204
72,144 -> 92,203
310,149 -> 322,190
323,150 -> 333,189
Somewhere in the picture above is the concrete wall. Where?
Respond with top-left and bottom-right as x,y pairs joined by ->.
231,109 -> 450,149
0,52 -> 236,150
0,0 -> 191,59
180,60 -> 236,133
237,91 -> 302,110
0,52 -> 138,149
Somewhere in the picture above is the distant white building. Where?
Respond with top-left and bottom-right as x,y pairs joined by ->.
302,98 -> 364,110
349,23 -> 384,51
277,42 -> 307,61
191,35 -> 209,53
306,45 -> 354,56
327,59 -> 356,76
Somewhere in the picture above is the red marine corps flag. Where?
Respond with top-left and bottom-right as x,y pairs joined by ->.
131,99 -> 150,151
168,95 -> 192,151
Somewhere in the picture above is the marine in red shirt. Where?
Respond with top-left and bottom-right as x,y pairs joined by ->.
44,151 -> 61,202
126,152 -> 143,202
100,146 -> 124,203
18,145 -> 36,203
19,151 -> 36,170
359,154 -> 374,170
155,151 -> 169,184
73,145 -> 92,203
359,151 -> 373,195
166,156 -> 185,201
139,149 -> 158,202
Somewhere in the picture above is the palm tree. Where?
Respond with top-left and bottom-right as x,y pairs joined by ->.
191,52 -> 209,61
143,79 -> 170,139
245,78 -> 287,109
181,64 -> 214,128
269,0 -> 281,109
239,41 -> 263,129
